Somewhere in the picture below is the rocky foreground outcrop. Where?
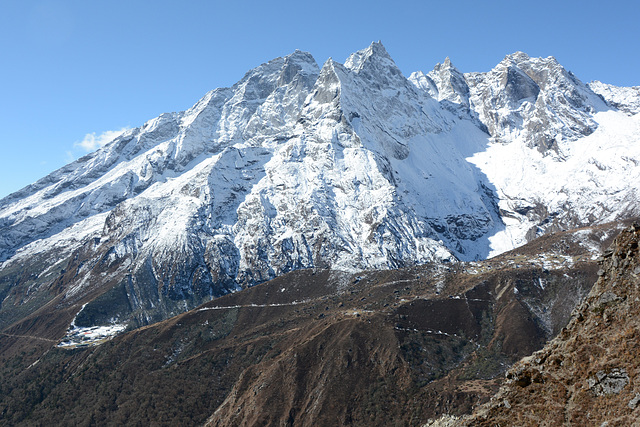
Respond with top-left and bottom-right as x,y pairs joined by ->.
434,224 -> 640,425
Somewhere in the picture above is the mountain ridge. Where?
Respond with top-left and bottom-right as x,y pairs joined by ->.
1,42 -> 639,333
438,223 -> 640,426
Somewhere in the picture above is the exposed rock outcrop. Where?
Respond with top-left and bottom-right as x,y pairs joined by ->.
459,224 -> 640,425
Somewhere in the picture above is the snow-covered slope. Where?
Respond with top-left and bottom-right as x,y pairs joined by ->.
1,42 -> 639,330
409,51 -> 640,255
468,110 -> 640,255
588,80 -> 640,115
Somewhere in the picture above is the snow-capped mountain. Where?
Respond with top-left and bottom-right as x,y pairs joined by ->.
1,42 -> 639,329
410,51 -> 640,254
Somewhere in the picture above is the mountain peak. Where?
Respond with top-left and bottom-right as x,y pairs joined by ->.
505,51 -> 531,62
501,51 -> 563,72
283,50 -> 318,71
431,56 -> 463,75
412,56 -> 470,106
362,40 -> 391,58
276,50 -> 319,87
367,40 -> 390,57
589,80 -> 640,115
344,41 -> 396,72
438,56 -> 454,69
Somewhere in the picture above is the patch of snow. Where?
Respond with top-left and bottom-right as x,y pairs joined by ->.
57,324 -> 126,348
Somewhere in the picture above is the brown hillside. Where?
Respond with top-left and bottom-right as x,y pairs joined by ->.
457,224 -> 640,426
0,221 -> 630,426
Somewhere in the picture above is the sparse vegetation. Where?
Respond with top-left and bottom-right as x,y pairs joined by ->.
0,221 -> 633,425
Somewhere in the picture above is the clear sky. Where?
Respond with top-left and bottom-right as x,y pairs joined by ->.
1,0 -> 638,199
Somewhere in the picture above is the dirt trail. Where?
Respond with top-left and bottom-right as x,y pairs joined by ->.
1,332 -> 57,342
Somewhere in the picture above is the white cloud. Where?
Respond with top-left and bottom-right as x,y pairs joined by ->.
75,127 -> 130,152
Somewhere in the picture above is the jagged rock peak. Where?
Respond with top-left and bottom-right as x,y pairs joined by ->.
497,52 -> 564,81
409,56 -> 470,107
589,80 -> 640,115
503,51 -> 532,63
495,52 -> 593,97
463,50 -> 609,154
433,56 -> 457,72
231,50 -> 319,93
501,51 -> 563,70
306,58 -> 344,106
276,50 -> 319,87
282,50 -> 319,75
344,41 -> 401,75
286,49 -> 317,64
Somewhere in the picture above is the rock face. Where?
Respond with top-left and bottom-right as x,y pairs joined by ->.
465,52 -> 608,153
459,224 -> 640,425
410,57 -> 471,108
1,42 -> 639,333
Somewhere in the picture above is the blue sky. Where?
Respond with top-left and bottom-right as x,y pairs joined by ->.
1,0 -> 638,199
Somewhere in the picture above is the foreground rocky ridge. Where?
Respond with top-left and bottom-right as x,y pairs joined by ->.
429,223 -> 640,426
0,221 -> 628,426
